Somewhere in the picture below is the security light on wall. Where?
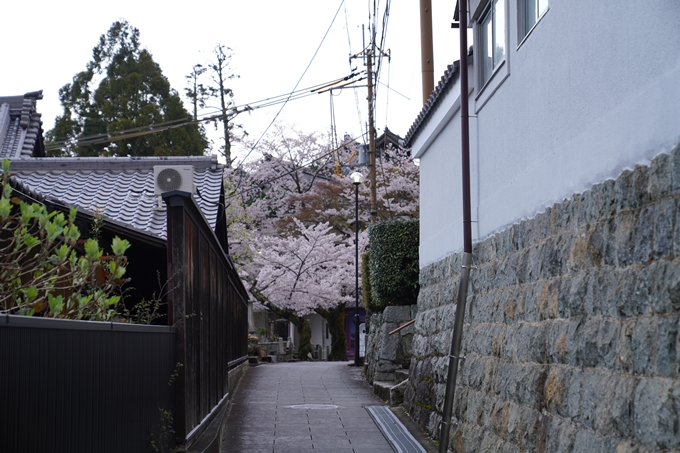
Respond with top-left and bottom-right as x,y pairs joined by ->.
153,165 -> 195,195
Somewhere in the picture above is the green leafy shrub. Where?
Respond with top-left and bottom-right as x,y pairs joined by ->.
0,159 -> 131,320
362,251 -> 381,312
368,219 -> 419,307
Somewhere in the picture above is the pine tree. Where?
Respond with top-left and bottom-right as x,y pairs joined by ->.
47,20 -> 208,157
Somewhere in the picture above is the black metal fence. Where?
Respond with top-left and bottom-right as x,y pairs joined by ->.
0,314 -> 177,453
165,191 -> 249,445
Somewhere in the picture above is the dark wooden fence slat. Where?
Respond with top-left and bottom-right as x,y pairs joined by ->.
164,191 -> 248,447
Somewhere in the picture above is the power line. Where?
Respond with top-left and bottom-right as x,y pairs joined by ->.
234,0 -> 346,169
45,73 -> 363,152
230,131 -> 367,199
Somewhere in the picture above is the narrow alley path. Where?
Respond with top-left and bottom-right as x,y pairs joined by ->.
221,361 -> 396,453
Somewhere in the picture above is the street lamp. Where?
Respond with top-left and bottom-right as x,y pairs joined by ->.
350,171 -> 364,366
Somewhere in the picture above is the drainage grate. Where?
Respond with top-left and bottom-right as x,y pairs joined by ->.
287,404 -> 338,409
366,406 -> 426,453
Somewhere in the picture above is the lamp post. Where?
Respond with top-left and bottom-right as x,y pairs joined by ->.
350,171 -> 364,366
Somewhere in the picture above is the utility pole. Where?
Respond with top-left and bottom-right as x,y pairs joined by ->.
419,0 -> 435,104
366,49 -> 377,222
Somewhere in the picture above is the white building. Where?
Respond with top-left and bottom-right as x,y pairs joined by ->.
406,0 -> 680,267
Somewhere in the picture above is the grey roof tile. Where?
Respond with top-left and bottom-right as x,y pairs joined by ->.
0,91 -> 45,159
9,155 -> 224,241
403,61 -> 462,148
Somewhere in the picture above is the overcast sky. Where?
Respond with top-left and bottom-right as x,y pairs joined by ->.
1,1 -> 469,162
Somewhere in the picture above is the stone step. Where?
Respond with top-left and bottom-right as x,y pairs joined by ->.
373,381 -> 393,403
374,379 -> 409,407
395,369 -> 409,384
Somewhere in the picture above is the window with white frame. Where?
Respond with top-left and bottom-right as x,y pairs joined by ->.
520,0 -> 549,39
479,0 -> 506,86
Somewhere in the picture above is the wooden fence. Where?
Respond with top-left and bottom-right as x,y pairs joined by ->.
0,315 -> 177,453
164,191 -> 249,447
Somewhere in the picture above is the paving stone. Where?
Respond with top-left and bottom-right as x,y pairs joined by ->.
221,362 -> 398,453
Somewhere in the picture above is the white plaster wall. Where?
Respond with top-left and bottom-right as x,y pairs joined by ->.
304,313 -> 329,355
413,0 -> 680,267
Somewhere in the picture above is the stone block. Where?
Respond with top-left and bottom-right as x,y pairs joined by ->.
584,269 -> 613,317
376,359 -> 399,373
648,260 -> 672,315
566,369 -> 585,421
543,366 -> 570,418
615,169 -> 635,213
379,323 -> 400,361
514,405 -> 542,450
631,317 -> 657,375
610,375 -> 637,438
558,272 -> 587,319
664,260 -> 680,312
616,319 -> 636,373
572,428 -> 619,453
634,378 -> 680,449
375,371 -> 395,382
390,379 -> 408,406
649,152 -> 671,201
671,142 -> 680,194
516,322 -> 548,364
653,198 -> 675,259
547,320 -> 570,365
656,314 -> 679,377
553,196 -> 579,233
544,415 -> 577,453
599,179 -> 618,220
615,269 -> 654,317
492,362 -> 547,408
632,164 -> 651,209
437,302 -> 456,331
383,305 -> 413,324
631,205 -> 654,264
597,318 -> 619,369
579,317 -> 601,368
496,252 -> 520,288
479,430 -> 506,452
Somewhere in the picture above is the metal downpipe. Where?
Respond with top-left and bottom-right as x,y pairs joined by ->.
438,252 -> 472,452
438,0 -> 472,451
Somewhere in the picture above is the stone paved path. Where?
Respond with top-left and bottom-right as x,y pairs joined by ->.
221,361 -> 396,453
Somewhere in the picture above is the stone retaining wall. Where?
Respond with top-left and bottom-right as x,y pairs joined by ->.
365,305 -> 418,384
404,145 -> 680,452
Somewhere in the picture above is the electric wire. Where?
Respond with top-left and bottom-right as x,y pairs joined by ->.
44,73 -> 362,152
344,1 -> 366,144
229,131 -> 367,199
233,0 -> 346,170
384,55 -> 391,127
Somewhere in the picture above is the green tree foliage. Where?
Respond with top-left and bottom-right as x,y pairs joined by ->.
47,20 -> 208,157
0,160 -> 131,319
361,252 -> 380,312
368,219 -> 419,307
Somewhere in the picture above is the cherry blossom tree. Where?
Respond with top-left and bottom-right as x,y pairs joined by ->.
253,219 -> 355,360
224,124 -> 418,359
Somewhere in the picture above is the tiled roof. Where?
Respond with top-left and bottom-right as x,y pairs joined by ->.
403,61 -> 461,148
8,155 -> 223,241
0,91 -> 45,159
376,127 -> 403,149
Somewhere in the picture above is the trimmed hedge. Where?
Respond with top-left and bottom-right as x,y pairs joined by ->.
368,219 -> 419,307
362,252 -> 381,312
